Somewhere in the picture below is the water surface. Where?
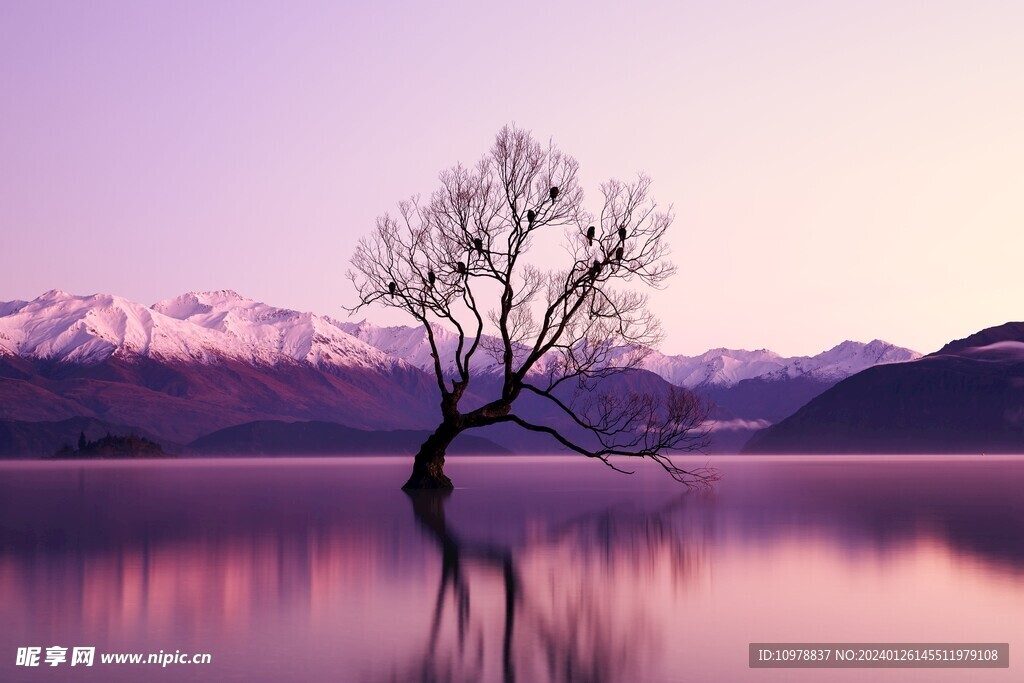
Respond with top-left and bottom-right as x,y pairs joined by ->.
1,456 -> 1021,682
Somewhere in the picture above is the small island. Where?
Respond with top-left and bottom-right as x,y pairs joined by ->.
54,431 -> 168,459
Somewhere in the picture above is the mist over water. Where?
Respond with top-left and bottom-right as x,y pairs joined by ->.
1,456 -> 1022,682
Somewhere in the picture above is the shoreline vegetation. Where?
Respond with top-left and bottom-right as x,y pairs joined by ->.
53,432 -> 168,459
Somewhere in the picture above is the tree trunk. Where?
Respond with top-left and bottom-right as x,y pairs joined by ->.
403,420 -> 460,490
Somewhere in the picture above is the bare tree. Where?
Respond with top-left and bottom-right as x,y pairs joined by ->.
348,125 -> 716,489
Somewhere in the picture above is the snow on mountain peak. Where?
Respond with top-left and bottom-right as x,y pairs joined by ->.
602,340 -> 920,387
336,319 -> 498,376
0,290 -> 408,372
38,289 -> 73,300
339,319 -> 922,387
0,300 -> 29,318
151,290 -> 253,318
0,289 -> 921,387
810,339 -> 920,379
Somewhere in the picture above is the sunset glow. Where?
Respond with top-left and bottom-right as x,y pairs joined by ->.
2,1 -> 1022,354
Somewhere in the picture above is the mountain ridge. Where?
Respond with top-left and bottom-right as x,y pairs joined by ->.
0,289 -> 408,373
2,289 -> 919,389
743,321 -> 1024,454
339,320 -> 919,388
0,289 -> 923,456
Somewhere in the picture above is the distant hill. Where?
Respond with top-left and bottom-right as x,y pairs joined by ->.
189,420 -> 512,456
0,417 -> 177,458
744,322 -> 1024,454
56,432 -> 166,458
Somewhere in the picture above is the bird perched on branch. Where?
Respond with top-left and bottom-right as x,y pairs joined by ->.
618,226 -> 627,242
527,209 -> 536,225
615,246 -> 624,261
549,186 -> 559,201
473,237 -> 483,254
456,261 -> 466,275
388,281 -> 396,297
586,225 -> 595,246
427,270 -> 436,287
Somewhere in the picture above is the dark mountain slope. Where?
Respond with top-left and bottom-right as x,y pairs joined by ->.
0,355 -> 442,445
189,420 -> 510,456
744,322 -> 1024,454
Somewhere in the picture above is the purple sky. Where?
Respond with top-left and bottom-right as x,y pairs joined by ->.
2,1 -> 1022,356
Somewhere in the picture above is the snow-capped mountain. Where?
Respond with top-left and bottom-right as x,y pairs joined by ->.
0,290 -> 446,446
337,320 -> 504,376
1,290 -> 918,387
639,340 -> 920,388
0,289 -> 405,372
336,320 -> 564,377
340,320 -> 920,388
0,288 -> 921,455
0,300 -> 27,317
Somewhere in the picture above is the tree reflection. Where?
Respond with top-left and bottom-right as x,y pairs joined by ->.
386,491 -> 706,683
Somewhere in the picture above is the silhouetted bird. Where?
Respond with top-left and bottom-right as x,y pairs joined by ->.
427,270 -> 436,286
549,186 -> 559,201
474,237 -> 483,253
615,246 -> 623,261
618,226 -> 627,242
388,281 -> 396,297
456,261 -> 466,275
591,259 -> 602,274
586,225 -> 595,245
527,209 -> 536,225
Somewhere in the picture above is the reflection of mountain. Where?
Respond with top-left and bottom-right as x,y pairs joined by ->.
1,458 -> 1022,681
745,322 -> 1024,453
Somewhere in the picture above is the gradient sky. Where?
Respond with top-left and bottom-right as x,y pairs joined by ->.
1,1 -> 1022,356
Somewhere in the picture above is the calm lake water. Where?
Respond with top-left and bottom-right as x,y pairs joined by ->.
1,455 -> 1022,682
